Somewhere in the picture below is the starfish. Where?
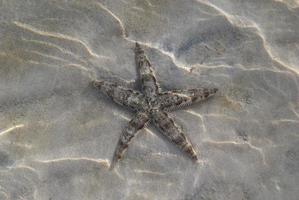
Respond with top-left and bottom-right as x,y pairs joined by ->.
93,43 -> 218,169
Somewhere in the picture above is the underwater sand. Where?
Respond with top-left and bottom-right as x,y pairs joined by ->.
0,0 -> 299,199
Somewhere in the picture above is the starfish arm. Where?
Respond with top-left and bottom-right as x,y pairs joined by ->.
135,42 -> 160,100
110,112 -> 149,169
158,88 -> 218,111
151,110 -> 198,161
93,80 -> 147,111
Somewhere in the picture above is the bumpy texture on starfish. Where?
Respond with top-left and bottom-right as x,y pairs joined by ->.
93,43 -> 218,169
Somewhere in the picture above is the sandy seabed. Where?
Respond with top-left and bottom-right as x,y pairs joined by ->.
0,0 -> 299,199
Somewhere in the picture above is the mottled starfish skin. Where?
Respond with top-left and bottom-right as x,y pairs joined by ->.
93,43 -> 218,169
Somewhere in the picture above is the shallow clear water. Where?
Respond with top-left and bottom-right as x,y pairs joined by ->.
0,0 -> 299,199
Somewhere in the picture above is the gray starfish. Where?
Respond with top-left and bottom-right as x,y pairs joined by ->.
93,43 -> 218,169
